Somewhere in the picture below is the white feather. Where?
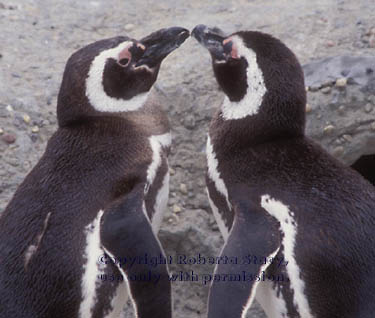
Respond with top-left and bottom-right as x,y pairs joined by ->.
79,210 -> 106,318
206,188 -> 229,240
85,41 -> 150,113
145,133 -> 172,191
241,248 -> 280,318
221,35 -> 267,120
261,195 -> 314,318
151,170 -> 170,233
256,275 -> 288,318
206,135 -> 231,210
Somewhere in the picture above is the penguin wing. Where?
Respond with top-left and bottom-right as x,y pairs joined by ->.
208,186 -> 281,318
100,184 -> 171,318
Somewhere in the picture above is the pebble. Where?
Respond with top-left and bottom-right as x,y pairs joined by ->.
124,24 -> 134,32
167,214 -> 179,223
169,168 -> 175,175
335,78 -> 347,87
305,86 -> 309,92
338,105 -> 345,115
305,103 -> 312,113
179,183 -> 188,194
0,128 -> 3,135
321,86 -> 331,94
23,114 -> 31,124
323,125 -> 335,135
369,35 -> 375,48
371,122 -> 375,131
343,134 -> 352,142
2,133 -> 16,144
184,115 -> 196,129
368,95 -> 375,104
6,105 -> 13,112
31,126 -> 39,133
365,103 -> 373,113
332,146 -> 344,157
172,204 -> 182,213
325,40 -> 335,47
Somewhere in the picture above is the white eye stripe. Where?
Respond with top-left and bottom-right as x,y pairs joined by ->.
85,41 -> 150,113
221,35 -> 267,120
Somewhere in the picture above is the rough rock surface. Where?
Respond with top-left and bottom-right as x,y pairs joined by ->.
304,56 -> 375,165
1,1 -> 375,317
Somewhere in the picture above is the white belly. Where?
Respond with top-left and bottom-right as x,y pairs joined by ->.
151,170 -> 169,233
256,280 -> 288,318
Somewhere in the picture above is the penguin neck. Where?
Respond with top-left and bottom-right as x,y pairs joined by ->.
57,93 -> 150,128
211,103 -> 305,153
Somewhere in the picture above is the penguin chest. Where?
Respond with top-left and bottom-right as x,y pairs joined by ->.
144,132 -> 171,233
206,135 -> 233,240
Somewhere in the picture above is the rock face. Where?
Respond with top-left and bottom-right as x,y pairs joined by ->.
1,1 -> 375,318
304,56 -> 375,166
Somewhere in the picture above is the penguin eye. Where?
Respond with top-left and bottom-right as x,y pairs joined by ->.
118,58 -> 130,67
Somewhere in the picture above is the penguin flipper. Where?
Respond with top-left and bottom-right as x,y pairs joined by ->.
208,191 -> 280,318
100,185 -> 171,318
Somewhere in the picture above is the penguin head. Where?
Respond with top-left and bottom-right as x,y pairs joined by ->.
57,27 -> 189,126
192,25 -> 306,138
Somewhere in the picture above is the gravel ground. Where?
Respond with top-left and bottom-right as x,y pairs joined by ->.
1,0 -> 375,317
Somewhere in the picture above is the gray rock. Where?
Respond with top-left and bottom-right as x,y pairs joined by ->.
304,56 -> 375,165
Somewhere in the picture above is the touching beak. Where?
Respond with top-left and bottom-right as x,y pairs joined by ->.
191,24 -> 229,61
136,27 -> 190,68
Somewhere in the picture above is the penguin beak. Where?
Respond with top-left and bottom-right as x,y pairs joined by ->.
191,24 -> 229,61
135,27 -> 190,68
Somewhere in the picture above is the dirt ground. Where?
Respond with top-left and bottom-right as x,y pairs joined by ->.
1,0 -> 374,317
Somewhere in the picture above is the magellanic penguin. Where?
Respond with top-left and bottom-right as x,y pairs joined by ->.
192,25 -> 375,318
0,27 -> 189,318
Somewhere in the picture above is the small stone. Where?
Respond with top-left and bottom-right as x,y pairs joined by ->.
0,128 -> 3,135
335,78 -> 347,87
343,134 -> 352,142
305,86 -> 309,92
167,214 -> 179,223
172,204 -> 182,213
124,24 -> 134,31
323,125 -> 335,135
333,146 -> 344,157
371,122 -> 375,131
369,35 -> 375,48
23,114 -> 31,123
368,95 -> 375,104
179,183 -> 188,194
309,86 -> 319,92
169,168 -> 175,175
305,104 -> 312,113
325,40 -> 335,47
338,105 -> 345,115
31,126 -> 39,133
321,86 -> 331,94
184,115 -> 196,129
2,133 -> 16,144
6,105 -> 13,112
365,103 -> 373,113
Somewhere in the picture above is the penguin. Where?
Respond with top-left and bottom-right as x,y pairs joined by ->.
192,24 -> 375,318
0,26 -> 189,318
